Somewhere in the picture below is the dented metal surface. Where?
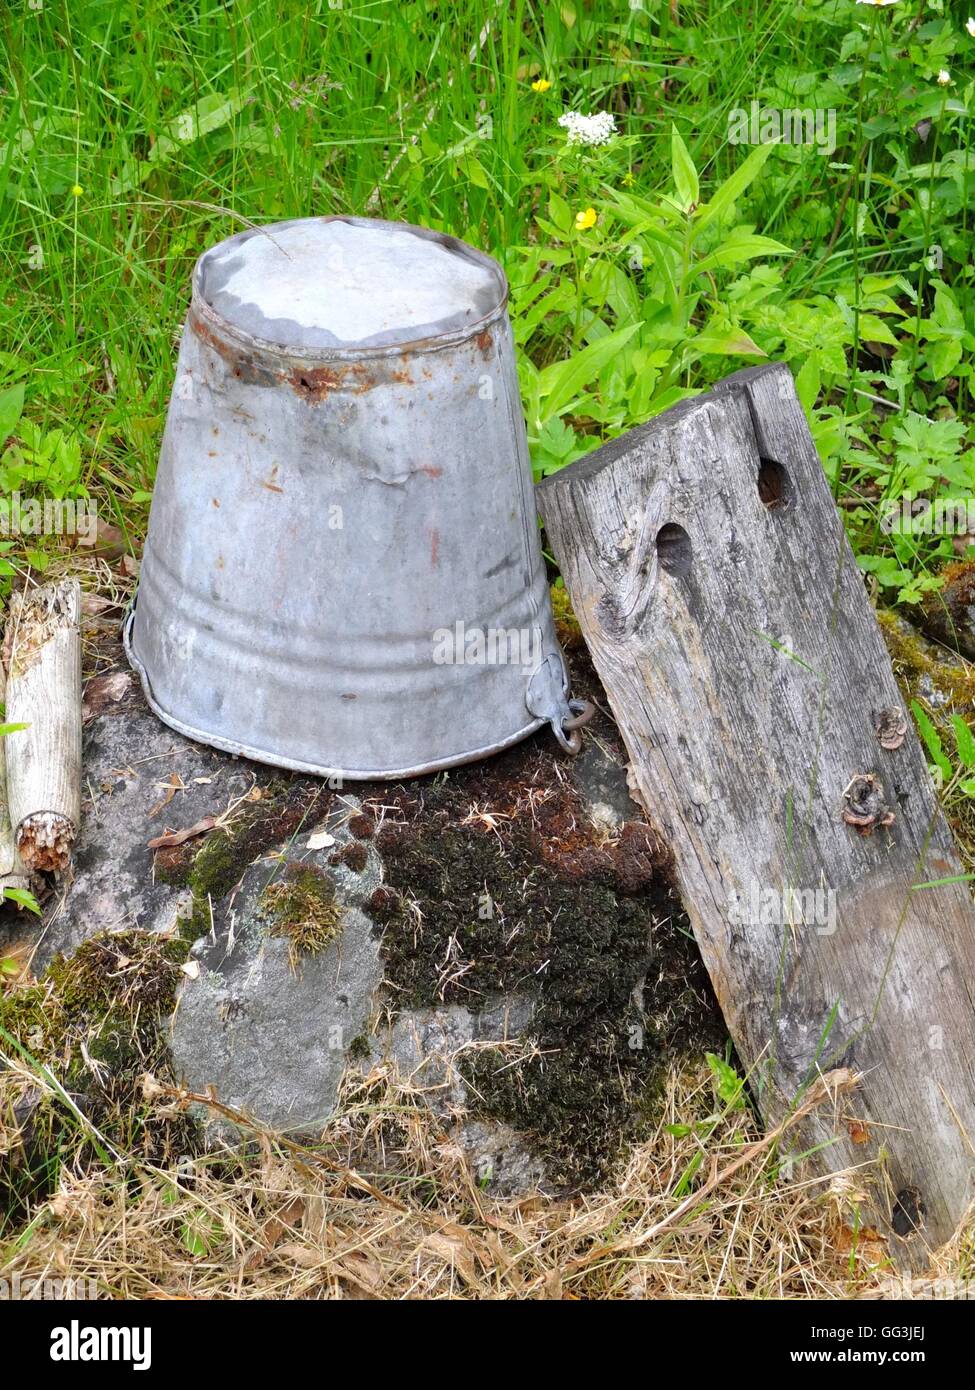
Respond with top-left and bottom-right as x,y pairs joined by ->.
126,216 -> 576,779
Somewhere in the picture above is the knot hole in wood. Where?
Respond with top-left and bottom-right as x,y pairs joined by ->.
757,456 -> 793,511
655,522 -> 692,577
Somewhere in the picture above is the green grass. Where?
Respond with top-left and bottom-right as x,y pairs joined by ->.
0,0 -> 973,598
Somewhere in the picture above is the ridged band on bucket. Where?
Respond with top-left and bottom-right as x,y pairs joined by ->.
125,215 -> 583,779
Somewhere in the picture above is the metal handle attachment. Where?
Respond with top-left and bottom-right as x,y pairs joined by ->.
552,698 -> 596,755
525,654 -> 596,757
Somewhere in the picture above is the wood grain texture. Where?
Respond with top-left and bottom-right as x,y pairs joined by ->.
0,657 -> 31,894
538,363 -> 975,1270
4,580 -> 82,873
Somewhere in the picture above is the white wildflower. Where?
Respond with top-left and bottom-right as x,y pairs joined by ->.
967,17 -> 975,37
557,110 -> 617,148
937,68 -> 952,85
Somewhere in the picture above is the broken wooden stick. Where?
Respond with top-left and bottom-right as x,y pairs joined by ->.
3,580 -> 82,874
538,363 -> 975,1271
0,654 -> 33,900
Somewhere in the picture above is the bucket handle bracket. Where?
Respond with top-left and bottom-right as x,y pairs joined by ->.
526,655 -> 596,756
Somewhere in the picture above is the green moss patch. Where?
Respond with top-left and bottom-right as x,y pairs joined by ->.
261,864 -> 345,970
550,580 -> 584,653
879,609 -> 975,858
153,782 -> 335,942
1,930 -> 197,1220
879,609 -> 975,712
367,763 -> 722,1189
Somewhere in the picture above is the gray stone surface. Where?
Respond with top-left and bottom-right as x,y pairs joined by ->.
382,998 -> 544,1194
384,996 -> 535,1107
19,691 -> 276,972
169,799 -> 384,1141
4,652 -> 652,1192
571,736 -> 641,830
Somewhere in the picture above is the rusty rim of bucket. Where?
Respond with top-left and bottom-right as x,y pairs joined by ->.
188,215 -> 511,367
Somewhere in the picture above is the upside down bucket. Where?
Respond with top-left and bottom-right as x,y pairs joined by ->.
125,216 -> 585,779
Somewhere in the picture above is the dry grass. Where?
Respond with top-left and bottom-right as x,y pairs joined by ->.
5,1055 -> 968,1301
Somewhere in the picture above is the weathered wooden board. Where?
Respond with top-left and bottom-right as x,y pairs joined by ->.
538,362 -> 975,1270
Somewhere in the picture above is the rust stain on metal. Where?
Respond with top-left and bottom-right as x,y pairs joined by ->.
192,311 -> 428,405
288,362 -> 381,402
475,327 -> 493,358
189,310 -> 278,389
421,466 -> 443,479
430,527 -> 440,568
289,366 -> 344,401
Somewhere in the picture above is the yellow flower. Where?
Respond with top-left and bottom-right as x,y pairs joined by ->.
622,171 -> 635,187
70,184 -> 83,197
854,0 -> 900,6
531,78 -> 552,93
575,206 -> 597,231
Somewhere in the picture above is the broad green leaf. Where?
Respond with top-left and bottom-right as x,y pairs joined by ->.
911,700 -> 952,784
180,1222 -> 211,1258
926,336 -> 963,380
536,322 -> 641,421
695,232 -> 792,276
706,1052 -> 744,1107
3,887 -> 41,915
458,153 -> 490,190
685,327 -> 766,359
693,142 -> 774,236
933,284 -> 964,331
671,126 -> 699,210
952,714 -> 975,769
547,191 -> 574,236
0,383 -> 25,444
795,354 -> 821,414
856,314 -> 900,348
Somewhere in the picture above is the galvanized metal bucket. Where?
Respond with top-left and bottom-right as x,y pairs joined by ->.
125,216 -> 587,779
